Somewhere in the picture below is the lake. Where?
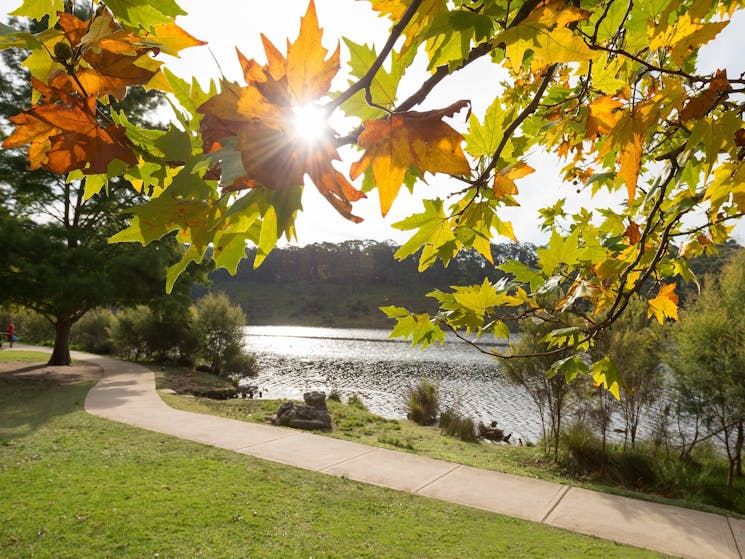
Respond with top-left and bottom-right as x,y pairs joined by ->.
242,325 -> 543,441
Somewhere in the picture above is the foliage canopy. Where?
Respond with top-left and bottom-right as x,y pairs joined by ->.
2,0 -> 744,386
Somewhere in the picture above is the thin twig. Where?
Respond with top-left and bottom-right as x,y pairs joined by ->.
326,0 -> 424,113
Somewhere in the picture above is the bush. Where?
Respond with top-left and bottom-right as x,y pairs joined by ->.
111,306 -> 150,360
561,420 -> 603,477
327,388 -> 342,402
440,409 -> 478,442
193,292 -> 246,375
406,378 -> 439,426
222,351 -> 259,378
347,393 -> 367,410
141,307 -> 199,364
71,308 -> 116,354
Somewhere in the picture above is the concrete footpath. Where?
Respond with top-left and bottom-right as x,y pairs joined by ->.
20,347 -> 745,559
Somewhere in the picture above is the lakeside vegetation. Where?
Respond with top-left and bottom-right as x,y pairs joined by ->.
156,367 -> 745,519
0,352 -> 663,559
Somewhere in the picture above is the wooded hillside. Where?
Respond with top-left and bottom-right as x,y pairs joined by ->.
200,240 -> 739,328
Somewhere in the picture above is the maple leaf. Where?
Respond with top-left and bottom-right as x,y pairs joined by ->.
492,161 -> 534,199
495,0 -> 595,71
624,220 -> 641,245
2,77 -> 135,174
285,0 -> 340,105
616,112 -> 645,203
51,11 -> 203,99
370,0 -> 448,57
679,69 -> 731,122
197,0 -> 365,222
591,357 -> 622,400
648,284 -> 680,324
736,129 -> 745,147
585,96 -> 623,139
350,100 -> 471,216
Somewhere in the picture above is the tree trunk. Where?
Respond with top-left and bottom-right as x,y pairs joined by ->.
48,318 -> 73,366
736,422 -> 744,477
728,459 -> 735,488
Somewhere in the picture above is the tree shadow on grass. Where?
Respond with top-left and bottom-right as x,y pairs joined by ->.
0,374 -> 93,442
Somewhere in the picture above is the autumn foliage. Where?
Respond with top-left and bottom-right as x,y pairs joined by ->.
2,0 -> 745,394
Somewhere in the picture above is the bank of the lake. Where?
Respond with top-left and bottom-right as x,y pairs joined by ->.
241,325 -> 544,438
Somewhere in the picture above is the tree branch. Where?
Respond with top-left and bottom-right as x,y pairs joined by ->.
474,64 -> 557,187
326,0 -> 423,113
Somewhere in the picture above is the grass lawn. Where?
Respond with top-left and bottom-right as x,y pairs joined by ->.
0,349 -> 52,363
0,356 -> 665,558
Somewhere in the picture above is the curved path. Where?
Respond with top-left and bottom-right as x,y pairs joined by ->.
18,347 -> 745,559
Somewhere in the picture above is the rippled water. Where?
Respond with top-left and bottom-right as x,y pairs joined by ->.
242,326 -> 543,440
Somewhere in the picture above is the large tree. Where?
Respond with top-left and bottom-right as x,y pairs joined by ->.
0,19 -> 198,365
1,1 -> 744,385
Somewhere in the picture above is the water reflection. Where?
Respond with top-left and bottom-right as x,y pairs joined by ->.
243,326 -> 541,440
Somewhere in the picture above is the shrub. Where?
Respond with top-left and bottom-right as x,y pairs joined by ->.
327,388 -> 342,402
347,393 -> 367,410
110,306 -> 150,360
141,307 -> 199,364
71,308 -> 116,354
193,292 -> 246,375
406,378 -> 439,426
223,352 -> 259,378
561,420 -> 603,477
440,409 -> 478,442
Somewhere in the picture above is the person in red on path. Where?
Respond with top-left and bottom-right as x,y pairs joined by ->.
6,323 -> 15,348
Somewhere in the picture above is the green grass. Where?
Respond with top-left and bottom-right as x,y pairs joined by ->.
0,366 -> 667,558
0,350 -> 51,363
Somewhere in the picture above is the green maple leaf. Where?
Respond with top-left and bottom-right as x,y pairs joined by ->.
591,356 -> 622,399
394,199 -> 456,271
381,306 -> 445,349
537,228 -> 583,275
465,97 -> 510,158
10,0 -> 64,25
103,0 -> 186,27
339,39 -> 405,120
499,260 -> 543,292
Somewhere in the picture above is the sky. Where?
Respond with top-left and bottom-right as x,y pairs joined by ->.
2,0 -> 744,247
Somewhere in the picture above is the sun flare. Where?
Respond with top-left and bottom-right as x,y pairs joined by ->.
292,104 -> 329,144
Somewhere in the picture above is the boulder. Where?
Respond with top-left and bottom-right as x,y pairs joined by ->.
272,394 -> 332,431
303,391 -> 328,410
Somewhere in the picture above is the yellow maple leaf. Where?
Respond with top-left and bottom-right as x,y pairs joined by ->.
286,0 -> 340,105
492,161 -> 534,199
585,96 -> 623,139
647,283 -> 680,324
350,100 -> 471,216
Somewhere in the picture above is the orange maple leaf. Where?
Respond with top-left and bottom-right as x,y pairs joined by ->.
624,220 -> 641,245
54,11 -> 204,99
493,161 -> 534,199
349,100 -> 472,216
198,0 -> 365,222
2,79 -> 136,174
679,69 -> 731,122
